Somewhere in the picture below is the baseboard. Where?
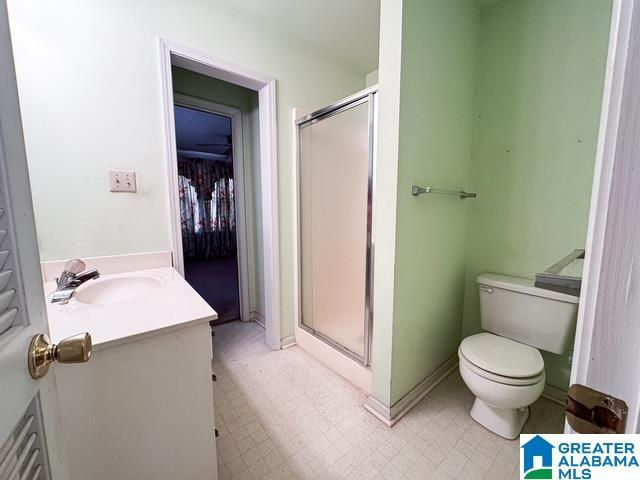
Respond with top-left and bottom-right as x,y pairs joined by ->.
247,311 -> 294,348
363,396 -> 394,426
249,311 -> 265,328
364,356 -> 459,427
542,384 -> 567,406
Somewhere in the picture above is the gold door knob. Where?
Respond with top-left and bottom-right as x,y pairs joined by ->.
28,332 -> 92,379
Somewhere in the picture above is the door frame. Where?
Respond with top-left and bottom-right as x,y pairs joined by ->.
568,0 -> 640,432
159,39 -> 281,350
172,94 -> 251,324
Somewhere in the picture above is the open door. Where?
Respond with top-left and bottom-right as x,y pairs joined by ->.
567,0 -> 640,434
0,2 -> 90,477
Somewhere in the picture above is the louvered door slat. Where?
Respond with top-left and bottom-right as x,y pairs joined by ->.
0,290 -> 15,313
0,201 -> 23,338
0,270 -> 13,291
0,308 -> 17,336
0,438 -> 11,471
0,397 -> 49,480
18,449 -> 38,480
0,251 -> 9,269
9,432 -> 36,478
0,456 -> 16,480
0,417 -> 32,479
26,465 -> 41,480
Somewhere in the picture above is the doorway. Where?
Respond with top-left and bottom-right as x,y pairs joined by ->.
160,40 -> 281,349
173,101 -> 242,324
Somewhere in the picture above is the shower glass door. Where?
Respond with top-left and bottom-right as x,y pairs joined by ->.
297,88 -> 376,365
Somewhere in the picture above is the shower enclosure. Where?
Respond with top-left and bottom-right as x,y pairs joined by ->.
296,86 -> 377,366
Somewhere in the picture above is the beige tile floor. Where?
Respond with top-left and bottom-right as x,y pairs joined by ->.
212,321 -> 564,480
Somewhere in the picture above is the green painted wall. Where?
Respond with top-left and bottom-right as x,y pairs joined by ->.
461,0 -> 612,390
388,0 -> 480,405
374,0 -> 612,407
171,67 -> 265,317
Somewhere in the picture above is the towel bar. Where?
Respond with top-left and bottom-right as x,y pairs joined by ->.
411,185 -> 477,199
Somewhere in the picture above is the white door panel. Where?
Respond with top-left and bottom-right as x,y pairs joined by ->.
567,0 -> 640,434
0,0 -> 53,475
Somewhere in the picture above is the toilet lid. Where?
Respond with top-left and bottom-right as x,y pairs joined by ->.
460,333 -> 544,378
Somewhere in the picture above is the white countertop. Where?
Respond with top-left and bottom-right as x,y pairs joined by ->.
44,267 -> 217,350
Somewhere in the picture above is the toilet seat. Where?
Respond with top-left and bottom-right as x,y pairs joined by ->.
459,349 -> 545,386
459,333 -> 544,384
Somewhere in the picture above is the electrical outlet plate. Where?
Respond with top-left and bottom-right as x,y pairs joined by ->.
108,170 -> 137,192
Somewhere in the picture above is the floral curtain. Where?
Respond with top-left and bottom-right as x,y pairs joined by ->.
178,155 -> 236,259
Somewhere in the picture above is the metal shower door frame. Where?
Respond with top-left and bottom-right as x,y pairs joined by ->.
295,85 -> 377,366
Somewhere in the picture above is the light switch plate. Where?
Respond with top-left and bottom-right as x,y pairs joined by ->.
108,170 -> 137,192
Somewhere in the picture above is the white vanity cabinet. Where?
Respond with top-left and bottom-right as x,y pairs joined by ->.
44,266 -> 218,480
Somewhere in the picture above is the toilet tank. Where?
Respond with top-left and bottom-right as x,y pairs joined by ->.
477,273 -> 579,354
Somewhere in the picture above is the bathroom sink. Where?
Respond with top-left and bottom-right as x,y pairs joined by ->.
74,275 -> 163,305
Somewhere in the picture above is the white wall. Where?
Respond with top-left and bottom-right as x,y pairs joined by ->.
369,0 -> 403,407
7,0 -> 364,339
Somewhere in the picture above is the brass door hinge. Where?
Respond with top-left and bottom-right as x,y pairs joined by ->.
566,384 -> 628,434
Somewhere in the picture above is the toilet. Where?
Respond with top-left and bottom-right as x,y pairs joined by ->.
459,273 -> 579,439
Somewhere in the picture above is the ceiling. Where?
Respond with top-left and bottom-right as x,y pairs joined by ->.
174,106 -> 232,159
215,0 -> 380,75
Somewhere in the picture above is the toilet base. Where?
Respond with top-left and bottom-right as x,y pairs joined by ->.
469,397 -> 529,439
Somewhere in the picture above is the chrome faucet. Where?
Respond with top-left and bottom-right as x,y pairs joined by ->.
51,259 -> 100,304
